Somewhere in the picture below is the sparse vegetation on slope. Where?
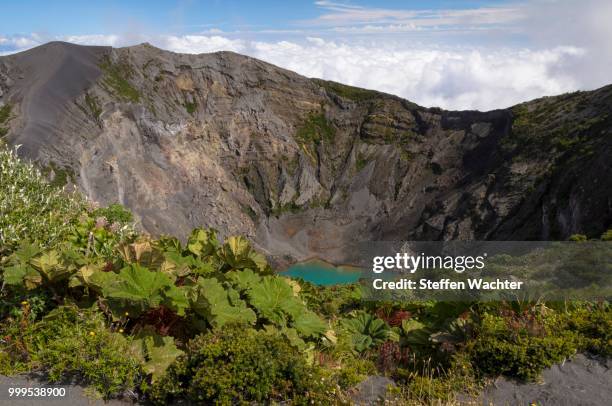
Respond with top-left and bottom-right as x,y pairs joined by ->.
0,103 -> 11,136
314,79 -> 382,102
99,55 -> 141,102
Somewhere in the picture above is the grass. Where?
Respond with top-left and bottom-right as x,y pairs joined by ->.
84,92 -> 102,124
99,56 -> 141,103
295,111 -> 336,164
0,103 -> 11,124
296,111 -> 336,145
42,162 -> 75,188
314,79 -> 381,102
356,151 -> 369,171
271,201 -> 302,217
0,103 -> 12,137
184,100 -> 197,115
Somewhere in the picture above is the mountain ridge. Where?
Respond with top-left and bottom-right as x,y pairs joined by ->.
1,41 -> 611,264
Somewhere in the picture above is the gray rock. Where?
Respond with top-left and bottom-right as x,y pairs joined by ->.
350,376 -> 397,405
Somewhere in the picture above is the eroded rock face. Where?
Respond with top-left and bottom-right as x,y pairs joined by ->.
1,42 -> 611,263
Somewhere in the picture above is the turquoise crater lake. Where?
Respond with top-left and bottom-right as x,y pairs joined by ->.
282,260 -> 363,286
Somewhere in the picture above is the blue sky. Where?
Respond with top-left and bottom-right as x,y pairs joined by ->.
2,1 -> 516,36
1,1 -> 611,110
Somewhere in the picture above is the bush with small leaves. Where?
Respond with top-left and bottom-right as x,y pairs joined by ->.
23,306 -> 142,398
148,325 -> 337,405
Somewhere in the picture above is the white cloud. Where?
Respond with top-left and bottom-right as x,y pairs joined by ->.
161,35 -> 246,54
140,35 -> 582,110
63,34 -> 121,46
520,0 -> 612,89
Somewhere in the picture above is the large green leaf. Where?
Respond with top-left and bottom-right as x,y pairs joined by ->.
247,276 -> 303,326
30,250 -> 72,282
226,268 -> 261,291
68,264 -> 114,292
132,328 -> 183,382
263,325 -> 307,350
163,284 -> 189,316
2,242 -> 42,287
2,264 -> 29,285
13,241 -> 41,263
399,319 -> 430,346
102,264 -> 174,314
191,277 -> 256,328
292,310 -> 327,338
342,312 -> 390,352
187,228 -> 218,257
218,236 -> 252,269
217,236 -> 269,273
119,239 -> 165,269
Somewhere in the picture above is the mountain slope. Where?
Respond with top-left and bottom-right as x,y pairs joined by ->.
1,42 -> 611,263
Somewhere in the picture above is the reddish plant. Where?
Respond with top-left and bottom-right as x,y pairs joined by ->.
377,341 -> 410,373
376,309 -> 412,327
139,305 -> 182,336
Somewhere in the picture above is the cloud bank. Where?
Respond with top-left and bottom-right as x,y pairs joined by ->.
161,36 -> 584,111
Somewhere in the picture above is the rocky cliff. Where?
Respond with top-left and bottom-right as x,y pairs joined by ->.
1,42 -> 611,263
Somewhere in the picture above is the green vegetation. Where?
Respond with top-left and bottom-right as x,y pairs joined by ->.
295,111 -> 336,162
0,103 -> 12,136
0,305 -> 142,397
0,104 -> 11,123
0,146 -> 86,254
471,302 -> 611,381
183,100 -> 197,115
271,201 -> 301,217
569,233 -> 588,242
91,203 -> 133,224
509,93 -> 609,159
148,326 -> 337,404
356,151 -> 369,171
1,145 -> 611,404
99,56 -> 141,102
314,79 -> 381,102
41,161 -> 75,188
296,111 -> 336,145
84,92 -> 103,124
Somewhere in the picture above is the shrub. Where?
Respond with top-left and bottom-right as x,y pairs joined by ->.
91,203 -> 133,224
0,146 -> 85,254
148,326 -> 336,404
1,306 -> 143,398
335,357 -> 376,388
561,303 -> 611,357
470,313 -> 577,381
